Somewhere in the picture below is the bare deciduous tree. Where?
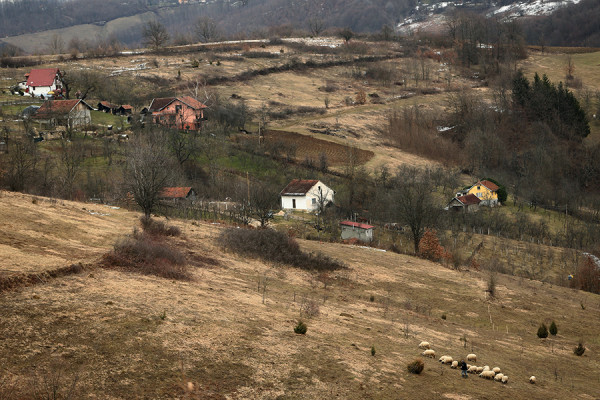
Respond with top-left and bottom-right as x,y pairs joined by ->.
47,33 -> 65,55
194,16 -> 219,43
308,17 -> 325,36
124,129 -> 177,217
59,139 -> 85,199
142,20 -> 170,51
3,134 -> 38,192
392,167 -> 442,253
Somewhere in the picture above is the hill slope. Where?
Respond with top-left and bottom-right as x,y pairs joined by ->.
0,191 -> 598,398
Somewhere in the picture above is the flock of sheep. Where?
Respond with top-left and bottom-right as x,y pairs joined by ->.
418,341 -> 537,385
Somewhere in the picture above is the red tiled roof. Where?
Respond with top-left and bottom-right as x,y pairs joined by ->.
148,97 -> 176,112
340,220 -> 375,230
456,194 -> 481,206
280,179 -> 318,195
479,180 -> 499,192
34,99 -> 88,118
99,101 -> 118,109
148,97 -> 207,113
180,96 -> 207,109
160,187 -> 193,198
26,68 -> 60,87
120,105 -> 133,110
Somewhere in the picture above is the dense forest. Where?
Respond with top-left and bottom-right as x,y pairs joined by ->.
1,0 -> 599,50
521,0 -> 600,47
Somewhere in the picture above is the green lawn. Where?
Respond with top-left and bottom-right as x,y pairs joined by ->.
90,110 -> 128,128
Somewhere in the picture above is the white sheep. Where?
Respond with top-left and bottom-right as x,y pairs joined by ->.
451,360 -> 459,369
502,375 -> 509,384
418,341 -> 431,349
468,366 -> 478,374
438,356 -> 453,364
483,365 -> 490,371
494,373 -> 504,382
467,364 -> 471,369
467,353 -> 477,362
529,376 -> 536,384
479,370 -> 495,379
422,349 -> 436,358
476,367 -> 483,373
492,367 -> 501,374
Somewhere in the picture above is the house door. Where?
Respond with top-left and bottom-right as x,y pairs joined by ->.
292,199 -> 296,209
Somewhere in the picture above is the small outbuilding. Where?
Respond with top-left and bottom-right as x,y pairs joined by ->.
159,187 -> 197,201
448,194 -> 481,212
340,220 -> 375,242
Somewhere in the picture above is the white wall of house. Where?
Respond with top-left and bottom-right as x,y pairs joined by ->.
29,82 -> 59,98
281,181 -> 334,211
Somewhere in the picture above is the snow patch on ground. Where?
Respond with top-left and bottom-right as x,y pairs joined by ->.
490,0 -> 582,18
397,0 -> 582,34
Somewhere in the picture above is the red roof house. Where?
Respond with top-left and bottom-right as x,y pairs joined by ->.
32,99 -> 93,128
25,68 -> 62,98
147,96 -> 207,131
159,187 -> 197,201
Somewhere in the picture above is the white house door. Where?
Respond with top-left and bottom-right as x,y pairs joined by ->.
292,199 -> 296,209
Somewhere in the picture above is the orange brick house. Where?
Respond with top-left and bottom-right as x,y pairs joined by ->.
145,96 -> 207,131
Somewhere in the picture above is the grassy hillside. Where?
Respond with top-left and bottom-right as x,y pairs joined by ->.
0,191 -> 598,398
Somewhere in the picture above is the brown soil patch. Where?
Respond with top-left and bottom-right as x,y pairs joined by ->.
243,129 -> 374,167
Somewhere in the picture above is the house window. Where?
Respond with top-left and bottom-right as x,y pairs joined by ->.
312,198 -> 316,204
292,199 -> 296,209
175,105 -> 182,114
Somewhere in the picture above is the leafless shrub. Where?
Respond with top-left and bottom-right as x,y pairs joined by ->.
300,298 -> 320,318
103,230 -> 190,280
140,216 -> 181,237
219,228 -> 345,272
28,361 -> 81,400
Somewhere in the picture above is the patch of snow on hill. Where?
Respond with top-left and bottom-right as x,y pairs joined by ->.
490,0 -> 582,18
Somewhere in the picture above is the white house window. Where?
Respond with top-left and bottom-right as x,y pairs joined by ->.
312,198 -> 316,204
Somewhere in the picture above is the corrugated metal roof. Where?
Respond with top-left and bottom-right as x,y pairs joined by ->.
340,220 -> 375,229
280,179 -> 318,195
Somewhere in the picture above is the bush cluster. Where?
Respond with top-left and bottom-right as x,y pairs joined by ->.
103,230 -> 190,280
406,358 -> 425,374
574,341 -> 586,356
140,216 -> 181,237
294,320 -> 307,334
218,228 -> 345,272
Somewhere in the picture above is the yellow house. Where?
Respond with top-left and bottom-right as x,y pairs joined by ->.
465,180 -> 499,206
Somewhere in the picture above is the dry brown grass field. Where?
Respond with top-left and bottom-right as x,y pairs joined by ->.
0,191 -> 599,399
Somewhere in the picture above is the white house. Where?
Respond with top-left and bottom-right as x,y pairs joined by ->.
24,68 -> 63,99
280,179 -> 334,211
